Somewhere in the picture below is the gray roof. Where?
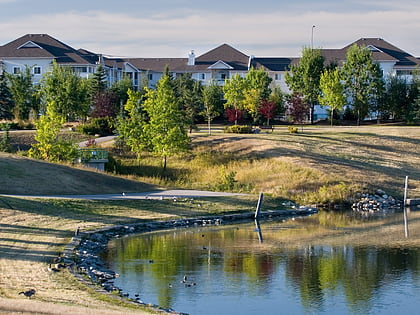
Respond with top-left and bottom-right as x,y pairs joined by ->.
115,43 -> 250,72
251,57 -> 298,71
0,34 -> 96,65
2,35 -> 419,73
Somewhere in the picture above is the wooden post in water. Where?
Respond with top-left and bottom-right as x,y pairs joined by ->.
403,176 -> 409,238
254,193 -> 264,219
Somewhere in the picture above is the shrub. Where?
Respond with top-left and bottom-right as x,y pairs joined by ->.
288,126 -> 298,133
215,166 -> 237,191
78,117 -> 115,136
224,125 -> 253,134
0,125 -> 12,152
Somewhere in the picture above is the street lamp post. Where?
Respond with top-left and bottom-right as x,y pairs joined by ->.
311,25 -> 315,49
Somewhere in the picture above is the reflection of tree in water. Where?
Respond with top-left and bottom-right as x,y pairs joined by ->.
284,245 -> 420,314
103,222 -> 420,313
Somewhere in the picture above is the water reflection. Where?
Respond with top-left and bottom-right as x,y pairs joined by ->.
101,212 -> 420,315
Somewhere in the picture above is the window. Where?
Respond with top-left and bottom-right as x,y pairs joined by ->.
148,73 -> 153,81
396,70 -> 413,76
71,66 -> 88,73
33,66 -> 42,75
199,73 -> 205,80
13,67 -> 21,74
275,73 -> 281,81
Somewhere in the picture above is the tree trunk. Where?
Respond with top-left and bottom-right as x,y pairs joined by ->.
331,109 -> 334,126
208,118 -> 212,135
162,156 -> 167,173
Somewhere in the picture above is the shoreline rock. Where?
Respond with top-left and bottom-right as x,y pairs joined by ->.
351,189 -> 402,213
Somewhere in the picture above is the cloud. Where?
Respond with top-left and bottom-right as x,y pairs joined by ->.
1,7 -> 420,58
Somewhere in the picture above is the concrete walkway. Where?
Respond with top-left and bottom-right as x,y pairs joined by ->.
1,190 -> 247,200
78,135 -> 117,148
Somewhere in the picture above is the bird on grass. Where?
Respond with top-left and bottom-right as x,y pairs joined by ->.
19,289 -> 35,298
48,264 -> 60,272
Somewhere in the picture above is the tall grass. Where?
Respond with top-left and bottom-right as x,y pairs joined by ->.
109,146 -> 357,205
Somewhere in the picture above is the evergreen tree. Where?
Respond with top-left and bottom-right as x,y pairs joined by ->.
174,73 -> 203,132
0,71 -> 14,120
6,66 -> 38,120
110,75 -> 133,113
201,79 -> 224,135
90,64 -> 107,94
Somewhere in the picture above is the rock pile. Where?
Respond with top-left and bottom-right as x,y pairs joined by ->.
351,189 -> 402,212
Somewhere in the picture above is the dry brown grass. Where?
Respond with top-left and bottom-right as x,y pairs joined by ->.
190,125 -> 420,200
0,195 -> 260,314
0,152 -> 158,195
0,206 -> 153,314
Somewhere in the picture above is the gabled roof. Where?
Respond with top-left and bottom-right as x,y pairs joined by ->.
194,43 -> 249,71
0,34 -> 96,65
342,38 -> 420,67
120,43 -> 250,73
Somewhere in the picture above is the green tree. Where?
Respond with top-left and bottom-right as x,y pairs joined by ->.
341,44 -> 384,125
116,89 -> 149,160
28,106 -> 77,162
319,68 -> 346,126
90,64 -> 107,94
243,68 -> 272,122
0,123 -> 12,152
110,75 -> 133,113
223,74 -> 247,125
39,61 -> 90,120
0,70 -> 14,120
6,66 -> 38,120
143,73 -> 190,172
269,84 -> 285,116
285,47 -> 325,123
174,73 -> 203,132
411,73 -> 420,123
201,79 -> 224,135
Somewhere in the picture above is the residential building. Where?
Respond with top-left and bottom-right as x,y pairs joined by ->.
0,34 -> 100,83
1,34 -> 419,95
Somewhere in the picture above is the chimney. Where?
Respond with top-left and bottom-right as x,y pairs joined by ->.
188,50 -> 195,66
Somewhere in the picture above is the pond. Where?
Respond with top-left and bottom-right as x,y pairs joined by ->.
100,212 -> 420,315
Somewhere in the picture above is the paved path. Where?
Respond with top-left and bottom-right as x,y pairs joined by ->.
79,135 -> 117,148
1,190 -> 247,200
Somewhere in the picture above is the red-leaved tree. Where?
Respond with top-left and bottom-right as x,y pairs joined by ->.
287,93 -> 310,131
258,99 -> 277,126
91,91 -> 118,118
225,108 -> 245,124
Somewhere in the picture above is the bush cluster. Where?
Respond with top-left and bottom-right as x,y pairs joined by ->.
0,121 -> 34,130
224,125 -> 253,134
77,117 -> 115,136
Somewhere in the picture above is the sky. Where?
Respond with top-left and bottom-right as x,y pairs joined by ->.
0,0 -> 419,58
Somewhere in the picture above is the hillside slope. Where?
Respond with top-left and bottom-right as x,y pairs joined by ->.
0,153 -> 157,195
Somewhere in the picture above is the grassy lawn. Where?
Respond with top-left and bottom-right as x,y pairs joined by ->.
0,124 -> 419,314
108,125 -> 419,203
